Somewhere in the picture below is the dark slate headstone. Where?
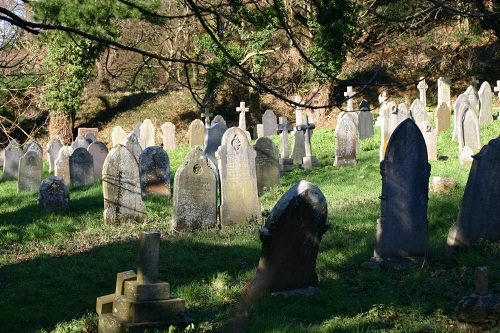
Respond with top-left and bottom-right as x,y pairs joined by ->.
69,147 -> 94,187
373,118 -> 430,260
253,180 -> 329,293
139,146 -> 171,197
358,99 -> 374,140
204,122 -> 228,168
2,140 -> 23,180
72,135 -> 90,150
46,136 -> 64,173
88,141 -> 109,180
18,150 -> 42,192
172,147 -> 217,231
38,176 -> 70,211
262,109 -> 278,137
254,137 -> 280,195
24,140 -> 43,158
447,137 -> 500,249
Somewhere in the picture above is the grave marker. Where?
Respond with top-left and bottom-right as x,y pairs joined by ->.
160,122 -> 176,151
478,81 -> 493,125
419,121 -> 438,161
334,114 -> 357,166
344,86 -> 356,112
25,140 -> 43,158
358,99 -> 374,140
139,119 -> 156,148
296,114 -> 319,169
139,146 -> 171,197
211,115 -> 226,126
201,108 -> 213,128
85,131 -> 97,144
437,77 -> 451,110
188,119 -> 205,148
18,150 -> 42,192
410,98 -> 427,126
111,126 -> 127,147
72,135 -> 90,150
465,85 -> 479,111
435,102 -> 451,132
69,147 -> 94,187
203,122 -> 227,168
125,131 -> 142,163
458,105 -> 481,152
254,137 -> 280,195
236,101 -> 251,140
277,117 -> 295,173
262,109 -> 278,137
39,176 -> 70,211
47,136 -> 64,173
54,146 -> 73,185
2,140 -> 23,180
87,141 -> 109,180
417,77 -> 428,107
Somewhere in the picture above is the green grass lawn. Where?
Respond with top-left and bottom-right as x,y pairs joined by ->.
2,112 -> 500,333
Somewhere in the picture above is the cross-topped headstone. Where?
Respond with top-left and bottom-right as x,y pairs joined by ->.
344,86 -> 356,112
294,95 -> 303,126
494,80 -> 500,101
277,117 -> 295,173
236,101 -> 249,131
417,77 -> 428,107
296,114 -> 319,169
201,108 -> 213,128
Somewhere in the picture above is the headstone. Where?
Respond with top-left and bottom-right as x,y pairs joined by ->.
139,119 -> 156,148
417,77 -> 428,107
54,146 -> 73,185
2,140 -> 23,180
290,123 -> 306,165
494,81 -> 500,102
38,176 -> 70,211
465,85 -> 479,111
458,106 -> 481,152
254,137 -> 280,195
171,147 -> 217,231
452,94 -> 470,141
160,122 -> 176,151
77,127 -> 98,140
133,122 -> 142,139
380,101 -> 395,161
85,131 -> 97,144
72,135 -> 90,150
211,115 -> 226,126
102,145 -> 146,223
375,91 -> 388,126
236,101 -> 251,140
410,98 -> 427,126
277,117 -> 295,173
358,99 -> 374,140
297,114 -> 319,169
188,119 -> 205,148
125,131 -> 142,163
256,124 -> 264,138
435,102 -> 451,132
17,151 -> 42,192
334,114 -> 357,166
388,102 -> 404,137
46,136 -> 64,173
24,140 -> 43,158
201,108 -> 213,128
372,119 -> 430,261
203,122 -> 227,168
419,121 -> 438,161
111,126 -> 127,147
69,147 -> 94,187
216,127 -> 261,227
139,146 -> 171,197
252,181 -> 329,293
344,86 -> 356,112
396,103 -> 410,123
459,146 -> 474,165
437,77 -> 451,110
262,109 -> 278,137
478,81 -> 493,125
447,137 -> 500,249
87,141 -> 109,180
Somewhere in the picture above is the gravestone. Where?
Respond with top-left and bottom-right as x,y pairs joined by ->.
203,122 -> 227,168
211,115 -> 226,126
419,121 -> 438,161
417,77 -> 428,107
447,137 -> 500,249
72,135 -> 90,150
24,140 -> 43,158
47,136 -> 64,173
290,130 -> 306,164
216,127 -> 261,227
297,114 -> 319,169
372,119 -> 430,262
87,141 -> 109,180
139,119 -> 156,148
334,114 -> 357,166
465,85 -> 479,111
188,119 -> 205,148
236,101 -> 251,140
458,105 -> 481,152
254,137 -> 280,195
388,103 -> 404,138
344,86 -> 356,112
459,146 -> 474,165
358,99 -> 374,140
201,108 -> 213,128
410,98 -> 427,126
125,131 -> 142,163
39,176 -> 70,211
85,131 -> 97,144
262,109 -> 278,137
277,117 -> 295,173
171,147 -> 217,231
69,147 -> 94,187
160,122 -> 176,151
375,91 -> 389,126
294,95 -> 303,126
435,102 -> 451,132
139,146 -> 171,197
256,124 -> 264,138
54,146 -> 73,185
437,77 -> 451,110
133,122 -> 142,139
111,126 -> 127,147
252,180 -> 329,293
18,150 -> 42,192
478,81 -> 493,126
103,145 -> 147,223
494,81 -> 500,102
396,103 -> 410,123
380,101 -> 395,161
452,94 -> 470,141
2,140 -> 23,180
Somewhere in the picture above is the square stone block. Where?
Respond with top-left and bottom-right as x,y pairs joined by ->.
96,294 -> 115,315
115,270 -> 137,295
99,313 -> 193,333
113,295 -> 185,323
124,280 -> 170,301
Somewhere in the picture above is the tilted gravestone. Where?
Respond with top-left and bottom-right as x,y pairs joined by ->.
46,136 -> 64,173
72,135 -> 90,150
254,137 -> 280,195
125,131 -> 142,163
69,147 -> 94,187
334,114 -> 357,166
447,137 -> 500,249
160,122 -> 176,151
87,141 -> 109,180
478,81 -> 493,126
204,122 -> 227,169
216,127 -> 261,227
139,119 -> 156,149
252,180 -> 329,293
111,126 -> 127,147
435,102 -> 451,133
2,140 -> 23,180
458,105 -> 481,152
358,99 -> 374,140
172,147 -> 217,231
24,140 -> 43,158
18,150 -> 42,192
419,120 -> 438,161
54,146 -> 73,185
103,145 -> 146,224
188,119 -> 205,148
410,99 -> 427,126
139,146 -> 171,197
39,176 -> 70,211
262,109 -> 278,137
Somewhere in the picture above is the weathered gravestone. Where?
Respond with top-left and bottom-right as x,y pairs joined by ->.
72,135 -> 90,150
419,121 -> 438,161
2,140 -> 23,180
216,127 -> 261,227
18,150 -> 42,192
458,105 -> 481,152
370,119 -> 430,264
54,146 -> 73,185
395,103 -> 410,123
133,122 -> 142,139
203,122 -> 227,168
211,115 -> 226,126
85,131 -> 97,144
139,146 -> 171,197
139,119 -> 156,149
252,180 -> 329,293
160,122 -> 176,151
410,98 -> 428,126
465,85 -> 480,111
478,81 -> 493,126
277,117 -> 295,173
46,136 -> 64,173
39,176 -> 70,211
172,147 -> 217,231
262,109 -> 278,137
379,101 -> 395,161
437,77 -> 451,110
111,126 -> 127,147
435,102 -> 451,132
103,145 -> 146,223
189,119 -> 205,148
69,147 -> 94,187
254,137 -> 280,195
125,131 -> 142,163
447,137 -> 500,249
25,140 -> 43,158
452,94 -> 470,141
358,99 -> 374,140
417,77 -> 428,107
334,114 -> 357,166
290,129 -> 306,164
88,141 -> 109,180
97,231 -> 187,333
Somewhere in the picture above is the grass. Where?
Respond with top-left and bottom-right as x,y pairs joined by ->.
2,106 -> 500,333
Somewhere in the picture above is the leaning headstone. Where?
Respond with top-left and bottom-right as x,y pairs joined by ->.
437,77 -> 451,110
69,147 -> 94,187
252,181 -> 329,293
435,102 -> 451,132
2,140 -> 23,180
458,106 -> 481,152
46,136 -> 64,173
125,131 -> 142,163
478,81 -> 493,126
87,141 -> 109,180
24,140 -> 43,158
160,122 -> 176,151
447,137 -> 500,249
18,150 -> 42,192
211,115 -> 226,126
254,137 -> 280,195
410,98 -> 428,126
334,114 -> 357,166
203,122 -> 228,168
139,146 -> 171,197
54,146 -> 73,185
216,127 -> 261,227
419,121 -> 438,161
262,109 -> 278,137
103,145 -> 146,223
72,135 -> 90,150
358,99 -> 374,140
139,119 -> 156,148
111,126 -> 127,147
369,119 -> 430,264
277,117 -> 295,173
38,176 -> 70,211
171,147 -> 217,231
189,119 -> 205,148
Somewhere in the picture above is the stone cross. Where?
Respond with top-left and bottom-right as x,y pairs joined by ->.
471,76 -> 479,92
494,80 -> 500,101
236,101 -> 249,131
137,231 -> 160,284
278,117 -> 293,159
296,114 -> 318,169
201,108 -> 213,128
344,86 -> 356,112
294,95 -> 303,126
417,77 -> 428,107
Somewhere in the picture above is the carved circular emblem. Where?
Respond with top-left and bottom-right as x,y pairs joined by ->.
193,164 -> 202,175
231,135 -> 241,151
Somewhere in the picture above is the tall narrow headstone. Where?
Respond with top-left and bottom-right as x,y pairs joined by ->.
380,101 -> 395,161
125,132 -> 142,163
458,105 -> 481,152
478,81 -> 493,125
111,126 -> 127,147
277,117 -> 295,173
72,135 -> 90,150
88,141 -> 109,180
189,119 -> 205,148
139,146 -> 171,197
18,150 -> 42,192
419,121 -> 438,161
203,122 -> 227,168
139,119 -> 156,148
417,77 -> 428,107
160,122 -> 176,151
2,140 -> 23,180
262,109 -> 278,137
437,77 -> 451,110
46,136 -> 64,173
38,176 -> 70,211
358,99 -> 374,140
334,114 -> 357,166
54,146 -> 73,185
69,147 -> 94,187
435,102 -> 451,132
254,137 -> 280,195
410,98 -> 428,126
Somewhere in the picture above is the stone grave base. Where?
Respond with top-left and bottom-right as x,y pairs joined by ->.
301,156 -> 320,169
456,294 -> 500,324
279,158 -> 296,174
362,257 -> 427,269
98,313 -> 194,333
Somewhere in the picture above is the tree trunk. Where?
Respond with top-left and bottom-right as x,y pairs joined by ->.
49,112 -> 73,145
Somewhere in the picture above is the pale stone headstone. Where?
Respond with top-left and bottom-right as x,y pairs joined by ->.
254,137 -> 280,195
18,150 -> 42,192
465,85 -> 479,112
375,91 -> 388,126
290,129 -> 306,164
72,135 -> 90,150
139,119 -> 156,148
125,132 -> 142,163
102,145 -> 146,223
111,126 -> 127,147
172,147 -> 217,231
334,114 -> 357,166
46,136 -> 64,173
297,114 -> 319,169
24,140 -> 43,158
54,146 -> 73,185
2,140 -> 23,180
452,94 -> 470,141
388,103 -> 404,138
396,103 -> 410,123
188,119 -> 205,148
211,115 -> 226,126
437,77 -> 451,110
380,101 -> 395,161
358,99 -> 374,140
85,131 -> 97,144
133,122 -> 142,139
262,109 -> 278,137
87,141 -> 109,180
494,81 -> 500,102
435,102 -> 451,132
417,77 -> 428,107
236,101 -> 251,140
410,98 -> 427,126
38,176 -> 70,211
201,108 -> 213,128
69,147 -> 94,187
459,146 -> 474,165
256,124 -> 264,138
139,146 -> 171,197
419,121 -> 438,161
478,81 -> 493,125
160,122 -> 176,151
458,105 -> 481,152
203,122 -> 227,168
277,117 -> 295,173
252,180 -> 329,293
216,127 -> 261,227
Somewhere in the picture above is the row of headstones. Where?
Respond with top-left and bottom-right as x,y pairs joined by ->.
111,119 -> 176,151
